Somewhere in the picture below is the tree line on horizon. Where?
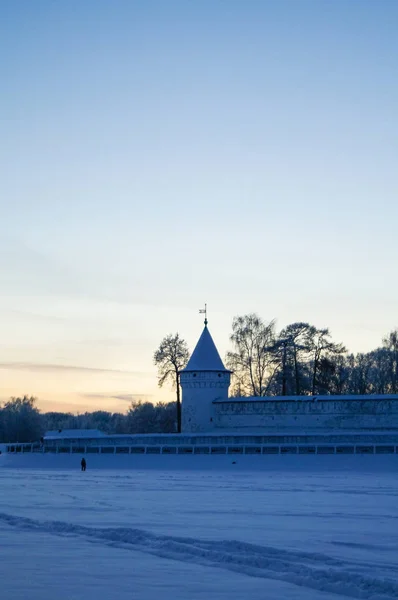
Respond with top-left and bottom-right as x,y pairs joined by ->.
1,313 -> 397,441
224,316 -> 398,398
0,396 -> 178,443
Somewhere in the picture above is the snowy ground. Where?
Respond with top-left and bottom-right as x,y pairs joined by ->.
1,454 -> 398,600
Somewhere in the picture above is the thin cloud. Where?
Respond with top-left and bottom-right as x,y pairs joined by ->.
0,362 -> 142,376
80,393 -> 152,403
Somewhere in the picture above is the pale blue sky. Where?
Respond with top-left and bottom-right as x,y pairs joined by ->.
1,0 -> 397,411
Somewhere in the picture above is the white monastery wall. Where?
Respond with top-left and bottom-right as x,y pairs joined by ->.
214,398 -> 398,430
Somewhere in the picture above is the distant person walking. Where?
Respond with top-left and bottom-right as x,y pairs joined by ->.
81,457 -> 86,471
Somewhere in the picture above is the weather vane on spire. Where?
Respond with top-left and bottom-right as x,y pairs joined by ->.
199,303 -> 208,326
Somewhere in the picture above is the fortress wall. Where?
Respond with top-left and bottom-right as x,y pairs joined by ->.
215,399 -> 398,430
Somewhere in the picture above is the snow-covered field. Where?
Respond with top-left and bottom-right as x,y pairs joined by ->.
1,454 -> 398,600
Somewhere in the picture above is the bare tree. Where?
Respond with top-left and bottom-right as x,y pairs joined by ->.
278,323 -> 315,395
153,333 -> 190,433
124,401 -> 177,433
0,396 -> 42,442
226,314 -> 277,396
383,329 -> 398,393
368,347 -> 392,394
308,328 -> 346,395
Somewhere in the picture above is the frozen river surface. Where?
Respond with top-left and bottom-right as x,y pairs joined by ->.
1,453 -> 398,600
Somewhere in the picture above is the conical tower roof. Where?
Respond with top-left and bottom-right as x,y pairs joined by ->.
182,324 -> 230,372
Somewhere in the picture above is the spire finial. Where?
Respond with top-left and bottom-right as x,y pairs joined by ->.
199,303 -> 208,326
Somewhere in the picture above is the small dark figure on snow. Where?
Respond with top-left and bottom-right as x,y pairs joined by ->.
81,457 -> 86,471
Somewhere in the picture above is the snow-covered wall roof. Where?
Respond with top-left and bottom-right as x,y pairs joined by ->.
213,394 -> 398,403
44,429 -> 106,439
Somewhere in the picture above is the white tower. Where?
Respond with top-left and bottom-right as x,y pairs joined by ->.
180,320 -> 231,433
